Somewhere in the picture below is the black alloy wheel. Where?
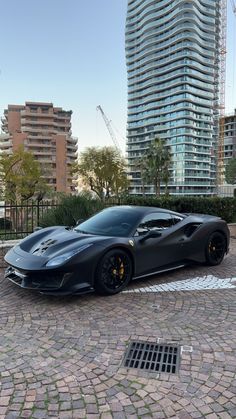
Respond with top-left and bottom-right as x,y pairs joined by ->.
95,249 -> 132,295
205,232 -> 226,266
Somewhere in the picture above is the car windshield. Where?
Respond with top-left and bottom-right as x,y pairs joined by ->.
74,207 -> 141,237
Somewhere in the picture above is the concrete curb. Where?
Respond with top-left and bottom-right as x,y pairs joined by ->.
228,223 -> 236,237
0,239 -> 20,248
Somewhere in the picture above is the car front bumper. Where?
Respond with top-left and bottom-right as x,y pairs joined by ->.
5,266 -> 93,295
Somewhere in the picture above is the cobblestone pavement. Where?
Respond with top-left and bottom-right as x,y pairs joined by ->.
0,240 -> 235,419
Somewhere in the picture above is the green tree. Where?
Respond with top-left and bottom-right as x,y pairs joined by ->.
0,146 -> 48,202
133,157 -> 149,196
138,138 -> 172,196
225,158 -> 236,185
75,146 -> 129,200
162,159 -> 171,196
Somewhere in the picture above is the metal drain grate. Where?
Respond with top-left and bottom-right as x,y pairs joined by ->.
123,341 -> 180,373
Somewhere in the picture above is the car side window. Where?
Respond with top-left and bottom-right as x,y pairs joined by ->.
135,212 -> 174,236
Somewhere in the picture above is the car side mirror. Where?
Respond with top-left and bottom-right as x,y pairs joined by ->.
76,219 -> 84,225
139,229 -> 162,243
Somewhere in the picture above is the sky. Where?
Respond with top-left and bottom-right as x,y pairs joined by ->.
0,0 -> 236,154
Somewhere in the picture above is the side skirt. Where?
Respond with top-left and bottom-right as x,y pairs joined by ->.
133,264 -> 187,281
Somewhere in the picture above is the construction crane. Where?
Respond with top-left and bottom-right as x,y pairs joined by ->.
230,0 -> 236,15
96,105 -> 122,153
218,0 -> 236,188
217,0 -> 227,188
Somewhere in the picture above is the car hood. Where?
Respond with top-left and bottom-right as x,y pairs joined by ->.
17,226 -> 108,258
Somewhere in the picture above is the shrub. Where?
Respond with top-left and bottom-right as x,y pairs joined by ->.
0,217 -> 12,230
40,193 -> 104,227
116,196 -> 236,223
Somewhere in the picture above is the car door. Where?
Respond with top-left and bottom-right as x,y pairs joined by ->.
134,212 -> 184,277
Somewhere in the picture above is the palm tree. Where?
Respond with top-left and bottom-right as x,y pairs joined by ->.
133,157 -> 149,196
162,150 -> 172,196
140,138 -> 172,196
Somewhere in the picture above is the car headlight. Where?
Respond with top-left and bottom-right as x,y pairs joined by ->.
46,243 -> 93,267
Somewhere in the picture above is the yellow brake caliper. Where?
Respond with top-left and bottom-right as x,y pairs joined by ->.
119,259 -> 125,279
112,258 -> 125,280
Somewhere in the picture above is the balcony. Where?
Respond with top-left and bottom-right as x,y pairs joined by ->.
67,138 -> 78,147
21,119 -> 54,126
21,109 -> 53,118
67,143 -> 77,151
25,140 -> 52,148
37,157 -> 57,163
0,140 -> 12,149
27,134 -> 51,140
53,120 -> 71,128
66,151 -> 77,158
55,112 -> 70,117
22,126 -> 59,135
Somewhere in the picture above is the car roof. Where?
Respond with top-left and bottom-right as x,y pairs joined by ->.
106,205 -> 185,217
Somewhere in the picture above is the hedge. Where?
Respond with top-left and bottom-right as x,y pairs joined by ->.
116,196 -> 236,223
39,195 -> 236,227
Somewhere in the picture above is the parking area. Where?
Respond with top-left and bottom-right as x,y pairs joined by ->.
0,240 -> 235,419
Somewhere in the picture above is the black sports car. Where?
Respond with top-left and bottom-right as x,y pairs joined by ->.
4,206 -> 230,295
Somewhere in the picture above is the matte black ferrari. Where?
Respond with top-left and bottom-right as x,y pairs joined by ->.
4,206 -> 230,295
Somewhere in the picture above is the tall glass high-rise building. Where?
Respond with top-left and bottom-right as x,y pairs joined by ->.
126,0 -> 221,195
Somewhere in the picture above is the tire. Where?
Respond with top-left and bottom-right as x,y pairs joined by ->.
94,249 -> 132,295
205,231 -> 226,266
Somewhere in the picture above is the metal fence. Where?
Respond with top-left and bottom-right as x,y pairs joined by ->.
0,201 -> 58,240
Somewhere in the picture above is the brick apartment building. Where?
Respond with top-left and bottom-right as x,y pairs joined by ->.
0,102 -> 78,193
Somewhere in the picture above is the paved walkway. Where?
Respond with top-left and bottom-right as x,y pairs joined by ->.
0,240 -> 235,419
